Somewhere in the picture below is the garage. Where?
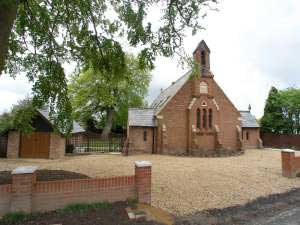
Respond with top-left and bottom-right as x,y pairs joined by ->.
5,108 -> 84,159
20,132 -> 50,158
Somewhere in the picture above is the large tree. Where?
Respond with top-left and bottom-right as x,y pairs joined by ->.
0,98 -> 37,135
69,55 -> 151,137
280,88 -> 300,134
261,87 -> 300,135
261,87 -> 285,133
0,0 -> 217,135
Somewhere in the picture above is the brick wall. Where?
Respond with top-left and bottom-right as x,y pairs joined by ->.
242,128 -> 261,149
32,176 -> 136,212
0,162 -> 152,216
128,127 -> 153,154
262,133 -> 300,149
7,131 -> 20,158
281,150 -> 300,178
49,133 -> 65,159
0,185 -> 12,215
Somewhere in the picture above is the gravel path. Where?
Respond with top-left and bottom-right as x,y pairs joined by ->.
1,149 -> 300,216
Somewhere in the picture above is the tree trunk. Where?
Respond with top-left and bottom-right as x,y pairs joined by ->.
0,0 -> 18,74
101,108 -> 115,138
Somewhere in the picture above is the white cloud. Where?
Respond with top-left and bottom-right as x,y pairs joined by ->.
0,74 -> 32,113
1,0 -> 300,119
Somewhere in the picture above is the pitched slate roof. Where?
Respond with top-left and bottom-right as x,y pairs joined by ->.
38,109 -> 85,134
239,111 -> 260,128
128,108 -> 156,127
151,70 -> 191,112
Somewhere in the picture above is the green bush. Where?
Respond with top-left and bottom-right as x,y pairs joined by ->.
57,201 -> 112,214
127,197 -> 138,208
1,212 -> 39,224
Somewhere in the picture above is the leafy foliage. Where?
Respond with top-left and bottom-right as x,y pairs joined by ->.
57,202 -> 112,214
261,87 -> 300,134
69,55 -> 151,134
1,0 -> 217,135
0,98 -> 36,135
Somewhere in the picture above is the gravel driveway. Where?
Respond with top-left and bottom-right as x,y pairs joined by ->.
1,149 -> 300,216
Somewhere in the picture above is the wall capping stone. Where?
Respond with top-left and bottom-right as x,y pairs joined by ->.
12,166 -> 38,175
135,160 -> 152,167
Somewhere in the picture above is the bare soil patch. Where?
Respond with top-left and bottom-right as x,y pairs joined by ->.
1,149 -> 300,216
0,202 -> 162,225
0,170 -> 90,185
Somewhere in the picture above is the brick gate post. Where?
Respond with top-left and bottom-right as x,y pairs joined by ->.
281,149 -> 295,178
10,166 -> 38,213
135,161 -> 152,204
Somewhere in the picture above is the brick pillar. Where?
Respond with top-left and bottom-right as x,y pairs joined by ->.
10,166 -> 38,213
281,149 -> 295,178
135,161 -> 152,204
7,131 -> 20,158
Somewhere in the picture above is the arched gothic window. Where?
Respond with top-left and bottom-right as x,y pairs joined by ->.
209,109 -> 213,129
200,82 -> 208,94
202,109 -> 207,129
196,109 -> 201,128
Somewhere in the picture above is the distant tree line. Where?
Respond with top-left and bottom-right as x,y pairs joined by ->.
261,87 -> 300,135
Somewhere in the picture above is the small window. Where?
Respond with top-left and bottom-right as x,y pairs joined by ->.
246,131 -> 249,140
196,108 -> 201,128
209,109 -> 213,129
201,51 -> 206,66
200,82 -> 208,94
143,130 -> 147,142
202,109 -> 207,129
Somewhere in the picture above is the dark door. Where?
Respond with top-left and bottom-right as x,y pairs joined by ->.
0,135 -> 8,157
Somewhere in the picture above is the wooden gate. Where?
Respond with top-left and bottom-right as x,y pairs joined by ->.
20,132 -> 50,158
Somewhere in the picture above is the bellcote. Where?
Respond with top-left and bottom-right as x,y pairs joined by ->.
193,40 -> 213,77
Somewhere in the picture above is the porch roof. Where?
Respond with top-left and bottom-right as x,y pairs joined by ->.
128,108 -> 156,127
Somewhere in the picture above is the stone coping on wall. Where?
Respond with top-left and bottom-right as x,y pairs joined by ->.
12,166 -> 38,175
135,161 -> 152,167
282,149 -> 296,153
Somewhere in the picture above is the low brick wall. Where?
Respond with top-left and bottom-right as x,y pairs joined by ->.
263,133 -> 300,149
281,150 -> 300,178
0,185 -> 12,215
0,161 -> 152,216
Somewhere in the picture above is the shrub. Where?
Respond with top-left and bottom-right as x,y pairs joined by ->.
57,201 -> 112,214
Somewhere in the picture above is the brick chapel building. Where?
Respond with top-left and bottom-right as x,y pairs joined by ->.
127,40 -> 262,156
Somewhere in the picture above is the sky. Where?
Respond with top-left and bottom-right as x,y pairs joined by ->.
1,0 -> 300,118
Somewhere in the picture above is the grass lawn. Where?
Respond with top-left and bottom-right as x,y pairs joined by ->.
1,149 -> 300,216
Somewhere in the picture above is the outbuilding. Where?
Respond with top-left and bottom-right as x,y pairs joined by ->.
6,109 -> 84,159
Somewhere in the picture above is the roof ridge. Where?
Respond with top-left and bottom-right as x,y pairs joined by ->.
160,70 -> 191,94
150,70 -> 191,111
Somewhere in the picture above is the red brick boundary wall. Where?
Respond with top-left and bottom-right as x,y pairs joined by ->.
0,161 -> 152,216
263,133 -> 300,150
281,149 -> 300,178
